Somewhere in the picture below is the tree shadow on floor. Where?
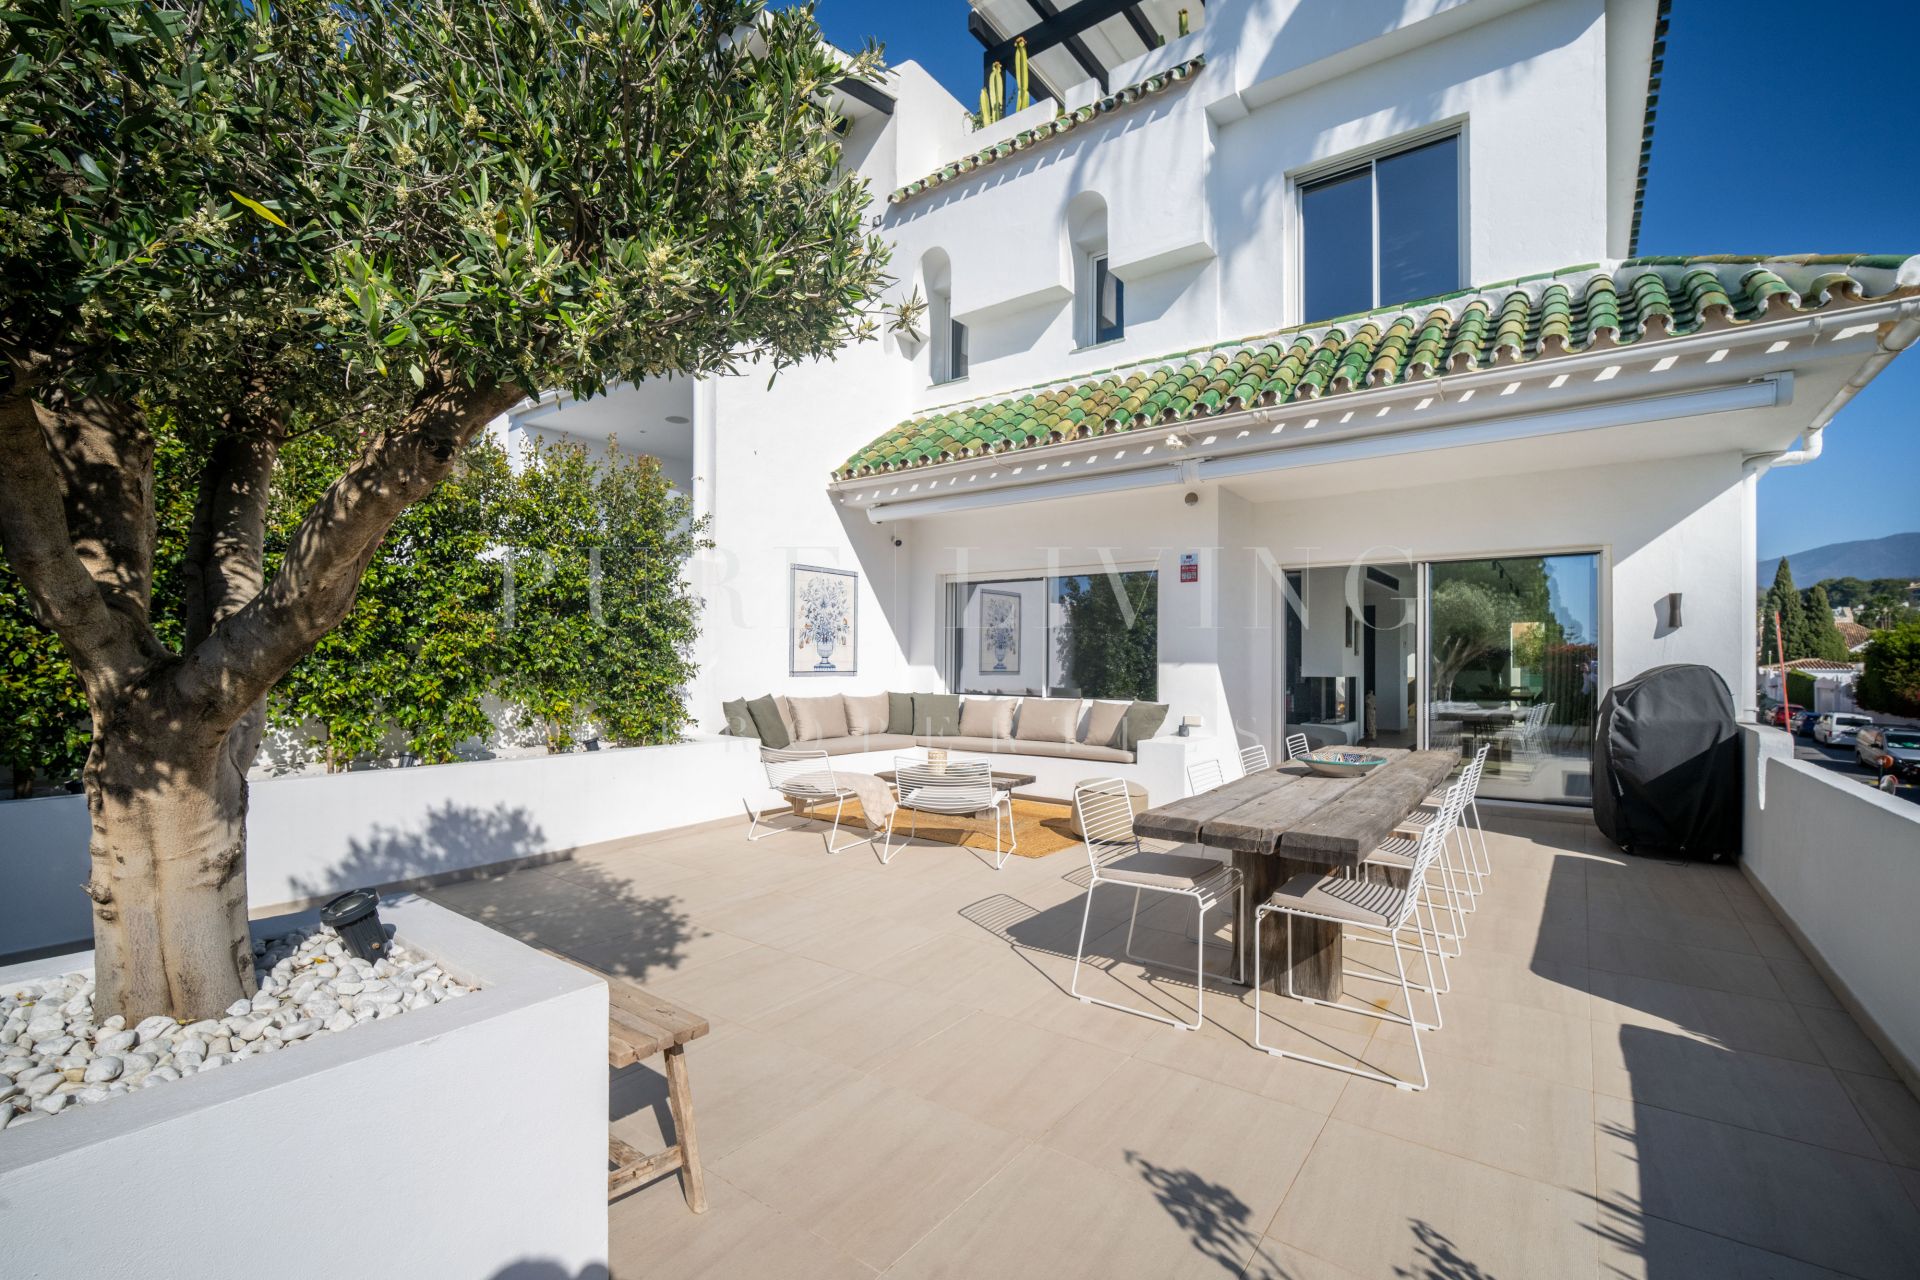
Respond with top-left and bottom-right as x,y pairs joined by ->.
1127,1151 -> 1264,1276
290,799 -> 696,987
1392,1219 -> 1499,1279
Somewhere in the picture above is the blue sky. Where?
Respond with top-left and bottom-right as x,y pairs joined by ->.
790,0 -> 1919,560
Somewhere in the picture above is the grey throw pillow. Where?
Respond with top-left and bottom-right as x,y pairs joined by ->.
887,691 -> 914,735
912,692 -> 961,737
745,695 -> 792,749
1111,702 -> 1169,752
722,698 -> 760,739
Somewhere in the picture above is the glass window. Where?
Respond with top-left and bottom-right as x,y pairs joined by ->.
946,572 -> 1157,700
1301,168 -> 1374,322
1426,554 -> 1600,805
1376,136 -> 1461,307
1093,256 -> 1125,344
949,317 -> 969,381
1301,134 -> 1460,321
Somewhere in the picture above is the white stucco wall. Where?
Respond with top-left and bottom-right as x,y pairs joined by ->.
0,737 -> 761,958
1739,726 -> 1920,1085
1244,450 -> 1753,730
0,898 -> 608,1279
535,0 -> 1660,753
878,0 -> 1611,404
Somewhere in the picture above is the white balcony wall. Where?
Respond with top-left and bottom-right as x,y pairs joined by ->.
1740,727 -> 1920,1088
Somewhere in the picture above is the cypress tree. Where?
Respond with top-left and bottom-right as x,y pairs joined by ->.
1801,585 -> 1850,661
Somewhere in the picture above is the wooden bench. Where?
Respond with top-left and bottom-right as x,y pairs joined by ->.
545,951 -> 711,1212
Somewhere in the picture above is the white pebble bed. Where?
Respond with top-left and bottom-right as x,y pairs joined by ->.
1,925 -> 476,1132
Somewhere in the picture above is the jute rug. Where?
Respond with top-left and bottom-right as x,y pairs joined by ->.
794,796 -> 1080,859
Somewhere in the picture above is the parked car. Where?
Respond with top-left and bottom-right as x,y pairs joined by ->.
1856,726 -> 1920,781
1791,709 -> 1821,735
1813,712 -> 1873,745
1767,703 -> 1804,728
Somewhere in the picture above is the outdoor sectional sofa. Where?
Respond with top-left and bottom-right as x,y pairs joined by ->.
721,691 -> 1189,802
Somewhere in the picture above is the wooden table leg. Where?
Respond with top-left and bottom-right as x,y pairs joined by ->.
1234,851 -> 1343,1002
662,1043 -> 707,1213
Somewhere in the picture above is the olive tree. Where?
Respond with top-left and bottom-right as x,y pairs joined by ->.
0,0 -> 886,1018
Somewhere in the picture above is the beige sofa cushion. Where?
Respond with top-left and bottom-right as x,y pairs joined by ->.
1080,700 -> 1130,746
959,697 -> 1015,740
789,695 -> 849,742
1015,697 -> 1079,743
844,691 -> 892,737
772,695 -> 800,742
813,733 -> 918,757
926,735 -> 1132,764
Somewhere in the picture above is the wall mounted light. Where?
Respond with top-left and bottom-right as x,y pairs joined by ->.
1665,592 -> 1683,629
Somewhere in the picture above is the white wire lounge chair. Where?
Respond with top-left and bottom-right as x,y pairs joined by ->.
1283,733 -> 1312,761
884,755 -> 1016,869
744,746 -> 874,856
1239,742 -> 1271,776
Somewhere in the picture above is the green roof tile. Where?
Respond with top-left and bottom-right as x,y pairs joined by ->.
834,254 -> 1920,480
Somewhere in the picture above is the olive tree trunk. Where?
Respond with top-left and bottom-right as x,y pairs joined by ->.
0,364 -> 521,1021
86,698 -> 263,1018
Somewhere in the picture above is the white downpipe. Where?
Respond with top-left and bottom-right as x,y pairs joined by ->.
1744,301 -> 1920,476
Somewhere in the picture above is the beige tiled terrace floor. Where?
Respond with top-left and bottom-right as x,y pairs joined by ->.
427,810 -> 1920,1279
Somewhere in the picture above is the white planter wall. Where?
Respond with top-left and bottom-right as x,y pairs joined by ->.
1739,726 -> 1920,1086
0,898 -> 608,1279
1,736 -> 761,958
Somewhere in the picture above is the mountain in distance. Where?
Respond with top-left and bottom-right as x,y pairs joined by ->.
1759,532 -> 1920,584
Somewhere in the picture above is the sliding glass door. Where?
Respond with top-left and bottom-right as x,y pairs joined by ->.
1425,554 -> 1601,805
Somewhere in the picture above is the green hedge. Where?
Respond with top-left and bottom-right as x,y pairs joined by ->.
1,427 -> 707,789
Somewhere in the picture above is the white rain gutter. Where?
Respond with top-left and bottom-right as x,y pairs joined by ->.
862,376 -> 1785,524
1743,300 -> 1920,476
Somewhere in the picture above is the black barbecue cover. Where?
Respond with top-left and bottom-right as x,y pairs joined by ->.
1592,664 -> 1742,859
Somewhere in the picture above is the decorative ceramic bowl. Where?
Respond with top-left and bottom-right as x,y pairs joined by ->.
1300,750 -> 1389,778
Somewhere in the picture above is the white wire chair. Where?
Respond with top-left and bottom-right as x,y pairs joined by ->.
884,755 -> 1016,869
745,746 -> 873,855
1238,742 -> 1271,776
1069,778 -> 1244,1031
1253,780 -> 1463,1091
1397,743 -> 1491,896
1186,758 -> 1226,795
1283,733 -> 1312,761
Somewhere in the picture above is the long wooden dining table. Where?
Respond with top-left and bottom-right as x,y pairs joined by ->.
1132,748 -> 1457,1002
